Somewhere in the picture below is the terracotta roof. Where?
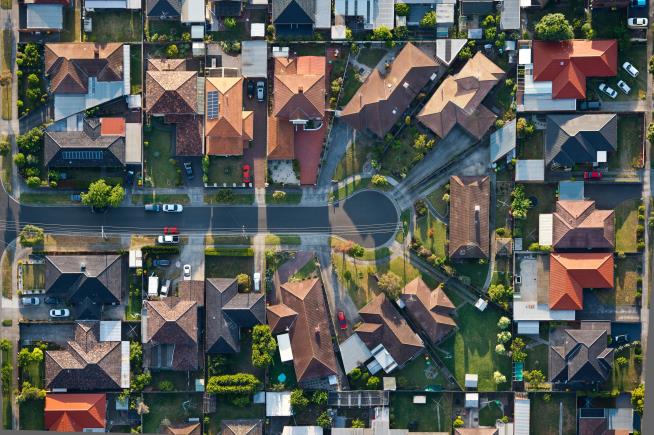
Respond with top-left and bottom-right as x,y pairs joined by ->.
272,278 -> 339,382
267,303 -> 298,334
549,253 -> 614,310
164,114 -> 203,156
400,277 -> 456,344
273,56 -> 326,120
45,394 -> 106,432
356,293 -> 424,367
553,200 -> 615,250
533,40 -> 618,99
145,70 -> 197,114
267,116 -> 295,160
448,176 -> 490,259
99,118 -> 126,136
147,58 -> 187,71
341,43 -> 439,138
45,43 -> 124,94
205,77 -> 253,156
418,52 -> 504,139
221,419 -> 263,435
163,423 -> 201,435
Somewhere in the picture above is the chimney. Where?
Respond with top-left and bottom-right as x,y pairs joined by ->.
94,47 -> 100,59
298,86 -> 304,93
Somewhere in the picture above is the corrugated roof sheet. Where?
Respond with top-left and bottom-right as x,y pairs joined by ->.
490,118 -> 516,162
27,4 -> 63,29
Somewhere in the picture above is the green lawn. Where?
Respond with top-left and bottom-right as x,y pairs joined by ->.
85,10 -> 142,42
206,235 -> 252,245
425,184 -> 449,217
20,263 -> 44,290
1,29 -> 12,121
379,125 -> 438,179
530,393 -> 577,435
204,191 -> 254,205
479,401 -> 504,426
389,392 -> 452,432
265,234 -> 301,245
1,249 -> 12,298
267,352 -> 297,389
452,260 -> 489,289
605,345 -> 642,393
19,192 -> 76,205
514,183 -> 557,246
339,65 -> 363,107
130,44 -> 142,94
440,303 -> 512,391
524,343 -> 549,374
357,48 -> 387,68
1,343 -> 12,430
414,212 -> 447,257
333,140 -> 369,182
208,156 -> 244,184
266,191 -> 302,204
148,20 -> 189,41
19,399 -> 43,430
594,255 -> 640,306
131,193 -> 190,205
127,274 -> 142,321
615,199 -> 639,253
396,209 -> 410,243
332,176 -> 391,203
611,115 -> 644,171
142,393 -> 203,434
290,258 -> 318,281
144,120 -> 180,188
331,238 -> 390,261
205,254 -> 253,278
491,257 -> 512,288
517,131 -> 544,160
394,354 -> 449,390
208,397 -> 264,435
150,370 -> 203,392
60,4 -> 81,42
0,0 -> 11,9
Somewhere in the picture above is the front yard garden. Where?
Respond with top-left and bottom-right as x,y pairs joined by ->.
390,392 -> 452,432
332,139 -> 369,182
17,43 -> 48,118
18,345 -> 45,430
141,392 -> 203,434
605,342 -> 643,393
377,124 -> 438,180
144,119 -> 181,188
425,184 -> 449,218
414,211 -> 447,257
356,47 -> 387,68
615,198 -> 640,253
529,392 -> 577,435
85,10 -> 143,42
20,263 -> 44,290
207,156 -> 245,185
594,255 -> 641,306
205,248 -> 254,278
610,115 -> 644,172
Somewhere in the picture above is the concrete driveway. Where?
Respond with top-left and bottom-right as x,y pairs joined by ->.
243,78 -> 268,188
584,182 -> 642,208
18,322 -> 75,346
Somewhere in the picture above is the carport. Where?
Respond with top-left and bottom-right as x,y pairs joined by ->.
242,40 -> 268,78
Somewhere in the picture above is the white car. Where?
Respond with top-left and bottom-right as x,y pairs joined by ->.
623,61 -> 639,78
253,272 -> 261,292
163,204 -> 183,213
599,83 -> 618,99
183,264 -> 192,280
21,297 -> 40,305
157,234 -> 180,244
49,308 -> 69,318
160,279 -> 171,297
628,17 -> 648,28
617,80 -> 631,94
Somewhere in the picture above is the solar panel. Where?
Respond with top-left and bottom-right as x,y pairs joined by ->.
207,91 -> 219,119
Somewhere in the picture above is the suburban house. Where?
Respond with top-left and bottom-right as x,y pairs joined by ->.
45,322 -> 130,391
142,297 -> 200,371
84,0 -> 141,10
221,419 -> 263,435
340,43 -> 439,138
205,77 -> 253,156
354,293 -> 424,374
145,58 -> 203,156
205,278 -> 265,353
578,407 -> 634,434
45,394 -> 106,432
418,52 -> 504,140
45,254 -> 125,319
163,423 -> 202,435
550,200 -> 615,251
272,0 -> 331,36
45,43 -> 130,122
266,278 -> 339,386
549,252 -> 614,311
21,0 -> 68,33
146,0 -> 204,22
550,321 -> 614,387
213,0 -> 244,17
448,176 -> 490,260
545,114 -> 617,168
333,0 -> 394,30
400,277 -> 457,344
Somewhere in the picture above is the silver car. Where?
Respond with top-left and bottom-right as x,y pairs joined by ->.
622,61 -> 639,78
598,83 -> 617,99
21,297 -> 40,305
49,309 -> 70,318
616,80 -> 631,94
163,204 -> 183,213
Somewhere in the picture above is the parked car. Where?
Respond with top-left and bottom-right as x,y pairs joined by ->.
623,61 -> 639,78
628,17 -> 649,28
617,80 -> 631,94
584,171 -> 602,180
157,235 -> 180,244
614,334 -> 630,345
183,162 -> 194,179
578,100 -> 601,111
44,296 -> 60,305
49,309 -> 70,318
631,0 -> 646,7
598,83 -> 617,99
242,164 -> 251,184
253,272 -> 261,292
183,264 -> 192,280
256,81 -> 265,102
164,226 -> 179,235
247,80 -> 254,99
153,259 -> 171,267
337,311 -> 347,330
160,279 -> 171,297
163,204 -> 183,213
145,204 -> 161,212
21,297 -> 40,305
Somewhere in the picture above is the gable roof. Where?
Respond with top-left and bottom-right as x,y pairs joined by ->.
549,253 -> 614,310
146,0 -> 182,17
45,394 -> 106,432
272,278 -> 339,382
545,114 -> 617,167
448,176 -> 490,259
273,56 -> 326,120
400,277 -> 456,344
205,77 -> 254,156
550,325 -> 614,384
273,0 -> 314,24
356,293 -> 424,368
163,423 -> 202,435
267,116 -> 295,160
341,43 -> 440,138
206,278 -> 265,354
145,70 -> 198,114
553,200 -> 615,250
45,255 -> 124,305
222,419 -> 264,435
533,40 -> 618,99
418,52 -> 504,140
267,303 -> 298,334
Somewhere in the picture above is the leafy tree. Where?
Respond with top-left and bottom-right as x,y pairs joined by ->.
16,127 -> 43,153
166,44 -> 179,58
510,185 -> 532,219
371,174 -> 389,187
290,389 -> 309,413
236,273 -> 251,292
208,354 -> 227,376
493,371 -> 506,384
534,13 -> 574,41
130,341 -> 143,370
206,373 -> 261,395
488,283 -> 513,309
251,325 -> 277,369
377,271 -> 402,299
26,175 -> 41,187
497,331 -> 511,343
349,367 -> 362,380
0,339 -> 11,351
312,390 -> 328,405
131,373 -> 152,393
371,26 -> 393,42
224,17 -> 237,30
497,316 -> 511,329
393,26 -> 408,39
27,73 -> 40,88
19,225 -> 44,247
647,122 -> 654,144
81,179 -> 125,209
632,384 -> 645,415
272,190 -> 286,201
395,2 -> 410,16
15,381 -> 46,403
495,344 -> 506,355
524,369 -> 545,390
348,243 -> 365,258
18,348 -> 32,368
616,356 -> 628,367
413,134 -> 435,153
317,411 -> 332,429
420,10 -> 437,28
453,416 -> 464,428
351,418 -> 366,428
510,337 -> 527,362
366,376 -> 381,389
158,380 -> 174,391
516,117 -> 535,137
0,137 -> 10,155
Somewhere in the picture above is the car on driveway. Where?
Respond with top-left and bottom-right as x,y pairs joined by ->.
183,162 -> 194,179
256,81 -> 265,102
623,61 -> 639,78
598,83 -> 617,99
578,100 -> 601,111
247,80 -> 254,99
617,80 -> 631,94
337,311 -> 347,330
21,297 -> 40,305
183,264 -> 192,280
253,272 -> 261,291
584,171 -> 602,180
49,309 -> 70,318
163,204 -> 183,213
164,226 -> 179,234
243,164 -> 251,184
157,235 -> 180,244
153,259 -> 171,267
628,17 -> 648,28
145,204 -> 161,212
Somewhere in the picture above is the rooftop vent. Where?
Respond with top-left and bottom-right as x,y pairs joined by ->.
81,262 -> 87,272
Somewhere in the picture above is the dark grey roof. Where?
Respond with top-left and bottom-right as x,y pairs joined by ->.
214,0 -> 242,17
273,0 -> 314,24
75,296 -> 102,320
545,114 -> 617,167
549,326 -> 614,385
45,255 -> 124,305
206,278 -> 265,354
460,0 -> 496,15
146,0 -> 182,17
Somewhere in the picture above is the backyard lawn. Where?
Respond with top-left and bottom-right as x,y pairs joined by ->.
594,255 -> 640,306
517,131 -> 544,160
610,115 -> 644,171
390,392 -> 452,432
479,400 -> 504,426
19,399 -> 44,430
208,397 -> 265,435
514,183 -> 557,246
268,352 -> 297,389
150,370 -> 202,392
208,156 -> 244,185
394,354 -> 450,390
356,47 -> 387,68
205,252 -> 254,278
142,393 -> 203,434
333,140 -> 369,181
605,345 -> 642,393
130,44 -> 142,94
439,303 -> 512,391
60,3 -> 81,42
452,260 -> 489,289
339,65 -> 363,107
425,184 -> 449,217
144,120 -> 179,188
614,199 -> 639,253
85,10 -> 142,42
21,263 -> 44,290
290,257 -> 319,281
529,392 -> 577,435
524,342 -> 549,374
414,212 -> 447,257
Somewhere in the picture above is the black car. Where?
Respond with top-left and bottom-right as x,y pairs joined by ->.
183,162 -> 194,179
247,80 -> 254,99
578,100 -> 601,111
44,297 -> 60,305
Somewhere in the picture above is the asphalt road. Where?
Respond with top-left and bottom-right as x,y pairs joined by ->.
1,190 -> 399,248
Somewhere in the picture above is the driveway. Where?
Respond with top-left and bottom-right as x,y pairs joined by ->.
243,78 -> 268,188
179,234 -> 205,281
18,322 -> 75,346
578,291 -> 641,322
584,182 -> 642,208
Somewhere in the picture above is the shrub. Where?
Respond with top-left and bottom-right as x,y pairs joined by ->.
493,371 -> 506,384
495,344 -> 506,355
236,273 -> 251,292
371,174 -> 389,187
224,17 -> 237,30
158,380 -> 174,391
251,324 -> 276,369
317,411 -> 332,429
497,331 -> 512,343
166,44 -> 179,58
510,337 -> 527,362
206,373 -> 261,395
395,2 -> 410,16
351,419 -> 366,429
534,13 -> 574,41
19,224 -> 44,247
231,395 -> 250,407
290,389 -> 309,412
272,190 -> 286,201
0,138 -> 10,155
497,316 -> 511,329
516,117 -> 535,137
453,416 -> 464,428
632,384 -> 645,415
366,376 -> 381,389
420,10 -> 437,27
616,356 -> 628,367
378,271 -> 402,299
312,390 -> 328,405
510,185 -> 532,219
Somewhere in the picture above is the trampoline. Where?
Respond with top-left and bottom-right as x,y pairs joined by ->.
514,362 -> 524,381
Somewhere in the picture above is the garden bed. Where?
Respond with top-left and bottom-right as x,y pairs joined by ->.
207,156 -> 245,185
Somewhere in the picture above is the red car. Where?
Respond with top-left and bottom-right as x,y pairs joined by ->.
584,171 -> 602,180
242,164 -> 251,183
337,311 -> 347,330
164,226 -> 179,234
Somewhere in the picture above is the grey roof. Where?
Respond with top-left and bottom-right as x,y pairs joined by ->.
146,0 -> 182,16
45,255 -> 124,305
490,118 -> 517,162
26,4 -> 63,30
206,278 -> 265,354
559,181 -> 584,200
241,40 -> 268,78
545,114 -> 617,167
461,0 -> 495,15
500,0 -> 520,30
550,326 -> 614,385
272,0 -> 314,23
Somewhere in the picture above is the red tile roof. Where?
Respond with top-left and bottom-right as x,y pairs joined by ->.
100,118 -> 126,136
205,77 -> 253,156
45,394 -> 106,432
549,253 -> 614,310
533,40 -> 617,99
273,56 -> 326,120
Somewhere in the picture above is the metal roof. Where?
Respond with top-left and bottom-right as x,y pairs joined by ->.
241,40 -> 268,78
490,118 -> 517,162
559,181 -> 584,200
338,333 -> 373,374
26,4 -> 63,29
515,159 -> 544,181
500,0 -> 520,30
514,398 -> 531,435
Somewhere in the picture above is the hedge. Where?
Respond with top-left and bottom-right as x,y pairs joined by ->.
206,373 -> 260,395
204,247 -> 254,257
141,245 -> 181,255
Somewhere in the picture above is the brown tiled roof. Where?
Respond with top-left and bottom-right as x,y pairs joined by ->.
273,278 -> 339,382
205,77 -> 253,156
148,58 -> 187,71
549,253 -> 613,310
267,303 -> 298,334
145,70 -> 197,114
552,200 -> 615,250
45,43 -> 124,94
221,419 -> 263,435
164,114 -> 203,156
163,423 -> 201,435
273,56 -> 326,120
448,176 -> 490,259
267,116 -> 295,160
143,297 -> 199,370
400,277 -> 456,344
356,293 -> 424,367
341,43 -> 439,138
45,322 -> 123,391
178,280 -> 205,306
418,52 -> 504,140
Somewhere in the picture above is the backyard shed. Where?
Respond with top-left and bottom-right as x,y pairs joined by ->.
538,214 -> 553,246
266,392 -> 292,416
490,118 -> 517,163
465,393 -> 479,408
559,181 -> 584,200
464,373 -> 478,389
413,395 -> 427,404
277,333 -> 293,362
339,333 -> 373,374
514,397 -> 530,435
515,159 -> 545,182
125,123 -> 142,165
242,41 -> 268,78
